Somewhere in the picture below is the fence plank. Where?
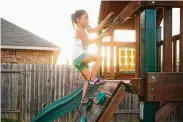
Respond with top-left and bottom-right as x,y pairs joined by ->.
58,65 -> 61,98
30,64 -> 34,119
50,64 -> 54,102
47,64 -> 51,104
8,64 -> 12,110
56,65 -> 59,100
1,66 -> 4,110
22,64 -> 26,121
42,64 -> 46,108
53,65 -> 57,101
37,64 -> 42,112
29,64 -> 32,121
19,64 -> 23,121
32,64 -> 37,117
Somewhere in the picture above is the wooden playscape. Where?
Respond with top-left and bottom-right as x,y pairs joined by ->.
77,1 -> 183,122
31,1 -> 183,122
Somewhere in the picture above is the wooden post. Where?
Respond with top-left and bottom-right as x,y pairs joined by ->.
104,46 -> 107,78
173,40 -> 177,72
163,8 -> 172,72
180,8 -> 183,72
110,32 -> 114,79
140,9 -> 158,122
116,46 -> 119,73
135,12 -> 140,78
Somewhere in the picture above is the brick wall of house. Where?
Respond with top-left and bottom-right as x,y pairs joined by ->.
0,49 -> 58,64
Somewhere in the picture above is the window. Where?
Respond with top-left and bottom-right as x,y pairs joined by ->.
119,47 -> 135,72
114,30 -> 135,42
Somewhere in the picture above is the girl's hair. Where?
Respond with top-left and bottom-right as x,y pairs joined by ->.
71,10 -> 86,29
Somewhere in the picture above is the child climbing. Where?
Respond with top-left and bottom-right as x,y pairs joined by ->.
71,10 -> 114,103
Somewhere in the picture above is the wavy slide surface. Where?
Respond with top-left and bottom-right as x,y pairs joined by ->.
32,83 -> 98,122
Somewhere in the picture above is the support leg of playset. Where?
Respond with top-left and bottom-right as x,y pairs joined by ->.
139,9 -> 159,122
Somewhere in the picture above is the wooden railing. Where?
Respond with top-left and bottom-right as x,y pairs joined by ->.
102,41 -> 135,80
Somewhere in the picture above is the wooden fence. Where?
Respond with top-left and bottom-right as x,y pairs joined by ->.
1,64 -> 139,122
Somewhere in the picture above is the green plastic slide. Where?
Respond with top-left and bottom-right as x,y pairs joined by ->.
32,83 -> 98,122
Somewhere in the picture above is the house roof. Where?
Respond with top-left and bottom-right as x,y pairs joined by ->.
1,18 -> 60,51
98,1 -> 135,30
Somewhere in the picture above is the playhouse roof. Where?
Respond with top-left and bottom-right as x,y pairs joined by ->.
98,1 -> 135,30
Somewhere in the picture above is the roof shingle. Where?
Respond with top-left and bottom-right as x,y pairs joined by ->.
1,18 -> 60,49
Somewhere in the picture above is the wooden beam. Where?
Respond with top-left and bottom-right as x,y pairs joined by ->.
180,8 -> 183,72
160,34 -> 180,42
147,1 -> 183,8
106,1 -> 143,31
155,102 -> 182,122
135,12 -> 140,78
102,42 -> 135,47
114,73 -> 135,80
163,8 -> 172,72
119,1 -> 143,21
147,72 -> 183,101
98,85 -> 126,122
130,78 -> 143,95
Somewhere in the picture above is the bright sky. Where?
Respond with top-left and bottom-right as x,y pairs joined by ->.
0,1 -> 180,65
0,0 -> 101,64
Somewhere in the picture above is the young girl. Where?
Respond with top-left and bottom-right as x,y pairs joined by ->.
71,10 -> 113,103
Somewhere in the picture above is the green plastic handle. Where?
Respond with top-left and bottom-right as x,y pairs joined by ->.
96,92 -> 106,104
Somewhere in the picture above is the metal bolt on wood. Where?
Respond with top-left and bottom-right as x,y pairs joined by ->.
151,76 -> 156,80
151,96 -> 155,100
151,88 -> 155,91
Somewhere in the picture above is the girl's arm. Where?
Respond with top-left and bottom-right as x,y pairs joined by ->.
86,12 -> 114,33
77,29 -> 109,45
86,19 -> 107,33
